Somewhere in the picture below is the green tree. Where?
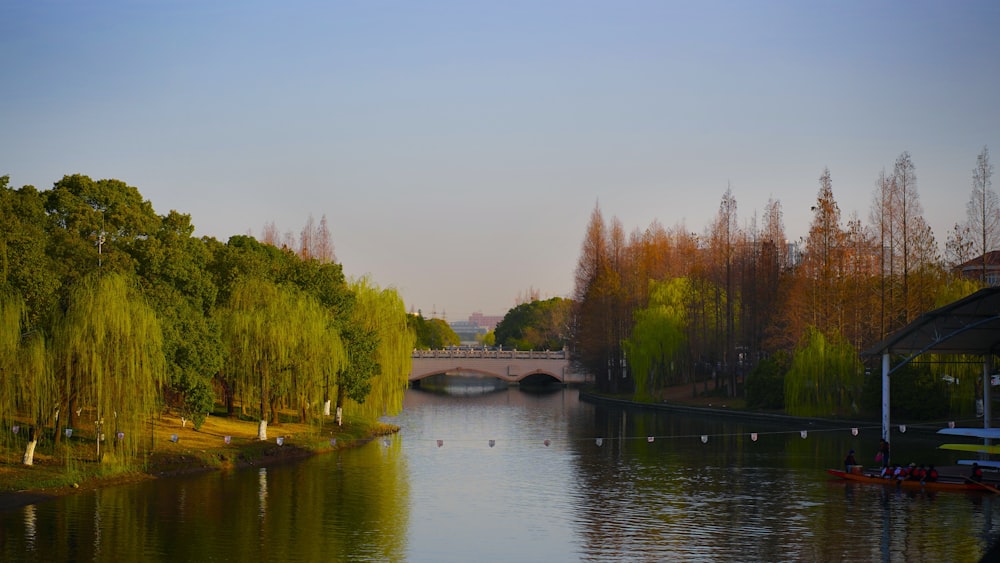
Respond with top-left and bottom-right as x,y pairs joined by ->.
494,297 -> 570,351
623,278 -> 691,401
44,175 -> 160,284
407,314 -> 459,349
51,272 -> 165,465
220,279 -> 330,438
784,326 -> 862,417
339,279 -> 413,423
745,351 -> 788,410
130,210 -> 222,427
0,177 -> 61,328
0,287 -> 58,465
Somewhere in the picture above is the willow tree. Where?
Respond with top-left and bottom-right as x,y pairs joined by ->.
0,288 -> 21,429
624,278 -> 691,402
15,331 -> 54,465
52,273 -> 165,465
222,279 -> 296,439
338,278 -> 413,423
784,326 -> 862,417
286,288 -> 345,424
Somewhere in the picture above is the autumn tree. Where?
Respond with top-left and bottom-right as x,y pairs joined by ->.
572,204 -> 621,392
299,214 -> 337,263
704,187 -> 740,396
882,152 -> 938,326
965,146 -> 998,281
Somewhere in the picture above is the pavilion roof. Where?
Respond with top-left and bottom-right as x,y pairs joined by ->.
863,287 -> 1000,359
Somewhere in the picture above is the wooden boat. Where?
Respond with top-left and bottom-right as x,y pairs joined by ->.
826,468 -> 994,493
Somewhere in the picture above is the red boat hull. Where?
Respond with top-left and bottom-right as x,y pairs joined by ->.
826,468 -> 990,493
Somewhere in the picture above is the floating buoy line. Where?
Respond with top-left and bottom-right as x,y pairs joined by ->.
377,418 -> 984,449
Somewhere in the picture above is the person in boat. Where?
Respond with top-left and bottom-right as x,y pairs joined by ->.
926,465 -> 939,482
908,463 -> 924,481
893,464 -> 907,480
970,462 -> 984,482
844,449 -> 857,473
877,438 -> 890,469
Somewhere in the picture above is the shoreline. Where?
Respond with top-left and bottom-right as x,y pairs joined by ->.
0,412 -> 394,513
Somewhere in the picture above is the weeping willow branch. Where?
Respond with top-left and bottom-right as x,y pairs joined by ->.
51,272 -> 165,466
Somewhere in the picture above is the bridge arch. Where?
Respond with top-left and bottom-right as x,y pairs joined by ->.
408,349 -> 587,385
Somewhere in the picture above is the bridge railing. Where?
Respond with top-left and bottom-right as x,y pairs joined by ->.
411,348 -> 568,360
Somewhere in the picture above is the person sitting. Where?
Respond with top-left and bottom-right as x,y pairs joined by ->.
926,465 -> 939,482
909,464 -> 925,481
893,464 -> 906,480
844,449 -> 857,473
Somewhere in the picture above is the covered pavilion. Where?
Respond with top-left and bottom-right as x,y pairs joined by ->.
863,286 -> 1000,441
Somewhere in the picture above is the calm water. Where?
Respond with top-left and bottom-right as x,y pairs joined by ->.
2,385 -> 999,562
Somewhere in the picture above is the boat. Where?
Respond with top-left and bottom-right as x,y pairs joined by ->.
939,443 -> 1000,455
936,427 -> 1000,468
826,468 -> 995,493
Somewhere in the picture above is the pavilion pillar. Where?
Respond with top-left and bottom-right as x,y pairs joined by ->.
881,353 -> 890,444
984,355 -> 993,434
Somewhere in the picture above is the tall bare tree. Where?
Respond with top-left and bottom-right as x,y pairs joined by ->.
299,214 -> 337,264
705,187 -> 739,396
805,169 -> 846,333
966,146 -> 998,282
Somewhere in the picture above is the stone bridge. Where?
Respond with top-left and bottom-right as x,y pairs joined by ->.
409,349 -> 589,385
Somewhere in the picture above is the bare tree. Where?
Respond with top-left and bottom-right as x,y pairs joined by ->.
966,146 -> 998,281
945,222 -> 976,269
299,214 -> 337,263
706,187 -> 739,396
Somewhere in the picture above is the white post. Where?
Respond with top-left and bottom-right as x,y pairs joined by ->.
258,419 -> 267,441
984,356 -> 993,449
881,353 -> 890,446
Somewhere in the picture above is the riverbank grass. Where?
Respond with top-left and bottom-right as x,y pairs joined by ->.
0,409 -> 397,500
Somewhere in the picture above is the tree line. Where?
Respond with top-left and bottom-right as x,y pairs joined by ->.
570,148 -> 996,419
0,174 -> 414,467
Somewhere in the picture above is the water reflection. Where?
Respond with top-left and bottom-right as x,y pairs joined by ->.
2,388 -> 999,562
258,467 -> 268,521
22,504 -> 35,552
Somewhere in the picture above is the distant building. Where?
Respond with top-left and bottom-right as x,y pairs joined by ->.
468,311 -> 504,331
449,312 -> 504,346
954,251 -> 1000,286
449,320 -> 485,345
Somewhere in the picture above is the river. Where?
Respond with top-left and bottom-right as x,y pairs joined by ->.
1,385 -> 999,562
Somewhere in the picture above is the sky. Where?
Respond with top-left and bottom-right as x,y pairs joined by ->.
2,1 -> 999,321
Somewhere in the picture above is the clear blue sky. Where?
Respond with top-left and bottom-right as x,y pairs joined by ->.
3,1 -> 999,320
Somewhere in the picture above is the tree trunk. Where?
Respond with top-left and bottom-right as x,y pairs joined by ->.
335,384 -> 345,426
22,427 -> 37,466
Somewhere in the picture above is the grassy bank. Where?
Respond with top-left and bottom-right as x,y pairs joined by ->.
0,409 -> 397,510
